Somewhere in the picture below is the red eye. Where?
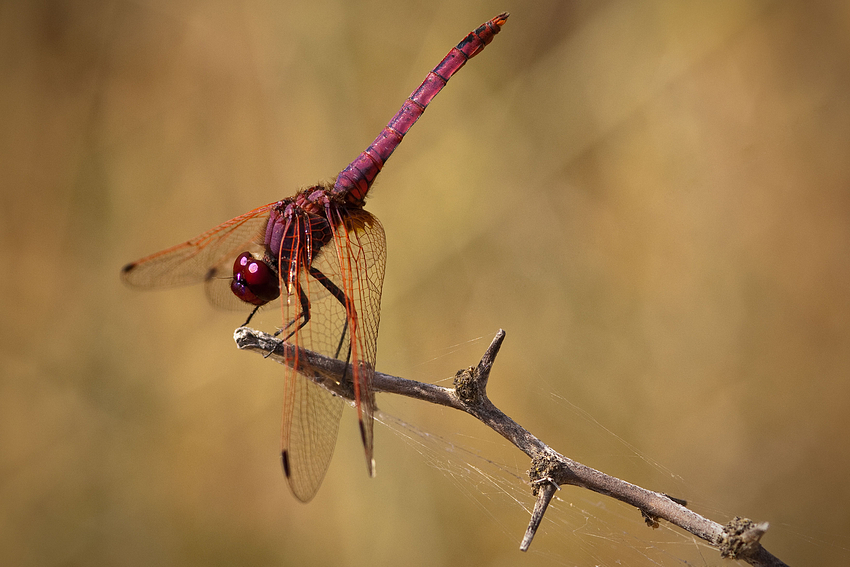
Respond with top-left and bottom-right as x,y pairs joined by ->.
231,252 -> 280,306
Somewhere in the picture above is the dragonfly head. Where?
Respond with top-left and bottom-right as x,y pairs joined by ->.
231,252 -> 280,306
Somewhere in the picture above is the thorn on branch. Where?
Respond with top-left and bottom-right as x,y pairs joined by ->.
474,328 -> 505,390
520,477 -> 558,552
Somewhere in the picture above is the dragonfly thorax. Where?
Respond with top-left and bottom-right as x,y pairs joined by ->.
266,197 -> 336,266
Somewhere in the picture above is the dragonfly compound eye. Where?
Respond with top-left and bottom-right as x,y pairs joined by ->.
231,252 -> 280,306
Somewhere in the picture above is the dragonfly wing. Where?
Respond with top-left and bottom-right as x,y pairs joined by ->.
282,375 -> 345,502
279,206 -> 385,499
329,207 -> 387,476
121,203 -> 276,309
278,212 -> 351,502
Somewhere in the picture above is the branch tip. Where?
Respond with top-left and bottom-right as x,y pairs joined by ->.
475,329 -> 506,389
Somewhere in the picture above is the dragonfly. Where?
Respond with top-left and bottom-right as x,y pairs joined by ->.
122,12 -> 509,502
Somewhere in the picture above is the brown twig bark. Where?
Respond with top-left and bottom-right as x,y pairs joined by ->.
233,327 -> 789,567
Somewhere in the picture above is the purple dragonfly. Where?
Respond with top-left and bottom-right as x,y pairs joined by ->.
122,12 -> 509,501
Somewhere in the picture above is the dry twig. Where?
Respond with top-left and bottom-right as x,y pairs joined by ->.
234,327 -> 789,566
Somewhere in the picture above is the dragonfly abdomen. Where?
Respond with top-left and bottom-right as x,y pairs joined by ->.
333,12 -> 509,206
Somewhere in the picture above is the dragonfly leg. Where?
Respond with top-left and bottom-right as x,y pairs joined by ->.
275,284 -> 312,343
308,266 -> 353,370
242,304 -> 261,327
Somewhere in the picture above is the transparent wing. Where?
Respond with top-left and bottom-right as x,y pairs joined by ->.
282,378 -> 345,502
329,207 -> 386,477
279,206 -> 386,501
121,202 -> 276,309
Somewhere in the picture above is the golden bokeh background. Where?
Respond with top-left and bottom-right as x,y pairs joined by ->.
3,0 -> 849,565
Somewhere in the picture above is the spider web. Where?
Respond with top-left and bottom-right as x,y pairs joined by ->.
374,408 -> 718,567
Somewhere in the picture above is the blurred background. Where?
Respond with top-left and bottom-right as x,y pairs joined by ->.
2,0 -> 849,565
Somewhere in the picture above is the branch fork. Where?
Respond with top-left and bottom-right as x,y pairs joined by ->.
234,327 -> 789,566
